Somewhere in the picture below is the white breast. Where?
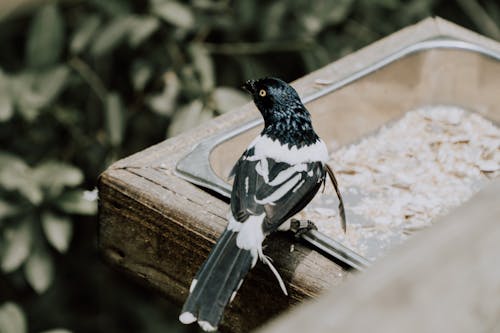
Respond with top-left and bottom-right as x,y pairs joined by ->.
248,134 -> 329,164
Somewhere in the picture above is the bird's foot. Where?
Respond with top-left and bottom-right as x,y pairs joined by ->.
290,219 -> 318,239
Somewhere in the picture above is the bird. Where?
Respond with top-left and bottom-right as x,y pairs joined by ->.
179,77 -> 345,332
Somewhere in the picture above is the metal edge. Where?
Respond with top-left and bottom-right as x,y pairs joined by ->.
174,37 -> 500,269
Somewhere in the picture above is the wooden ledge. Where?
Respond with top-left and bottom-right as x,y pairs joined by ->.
98,17 -> 500,332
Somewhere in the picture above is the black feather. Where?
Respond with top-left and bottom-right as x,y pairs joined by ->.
180,229 -> 253,331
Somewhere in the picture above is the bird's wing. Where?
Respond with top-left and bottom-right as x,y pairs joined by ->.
231,149 -> 325,233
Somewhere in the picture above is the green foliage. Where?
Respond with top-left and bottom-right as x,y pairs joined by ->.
0,0 -> 498,332
0,302 -> 26,333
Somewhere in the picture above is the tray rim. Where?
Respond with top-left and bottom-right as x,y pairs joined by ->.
174,36 -> 500,270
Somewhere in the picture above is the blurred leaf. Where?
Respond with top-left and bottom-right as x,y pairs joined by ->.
0,152 -> 42,204
26,3 -> 64,68
362,0 -> 400,9
211,87 -> 249,113
153,1 -> 195,29
89,0 -> 131,16
299,0 -> 354,30
105,92 -> 125,146
189,43 -> 215,92
168,99 -> 213,137
147,71 -> 180,115
35,66 -> 70,106
32,161 -> 83,196
40,330 -> 72,333
261,2 -> 287,40
128,16 -> 160,47
327,0 -> 354,24
1,220 -> 32,273
0,302 -> 26,333
70,15 -> 101,54
91,17 -> 134,56
0,151 -> 27,172
300,15 -> 322,35
24,248 -> 54,294
0,70 -> 13,122
131,61 -> 153,91
0,199 -> 17,219
10,66 -> 69,121
56,190 -> 97,215
42,212 -> 73,253
10,73 -> 45,121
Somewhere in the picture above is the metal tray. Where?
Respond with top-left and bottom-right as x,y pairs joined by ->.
175,37 -> 500,270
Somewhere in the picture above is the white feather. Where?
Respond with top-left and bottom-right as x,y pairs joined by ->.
254,173 -> 302,205
244,176 -> 249,194
189,279 -> 197,293
248,134 -> 329,164
268,163 -> 307,186
235,213 -> 266,265
179,312 -> 197,324
198,321 -> 217,332
227,213 -> 242,231
255,158 -> 269,182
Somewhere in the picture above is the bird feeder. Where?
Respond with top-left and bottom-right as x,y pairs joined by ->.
98,17 -> 500,333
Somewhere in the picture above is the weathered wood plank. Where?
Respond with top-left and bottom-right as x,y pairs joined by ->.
99,166 -> 348,332
258,180 -> 500,333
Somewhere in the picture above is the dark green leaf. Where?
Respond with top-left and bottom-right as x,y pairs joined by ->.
131,61 -> 153,91
0,152 -> 42,204
10,73 -> 45,121
147,71 -> 180,115
1,220 -> 32,273
91,17 -> 134,56
0,199 -> 17,219
32,160 -> 83,196
105,92 -> 124,146
26,3 -> 64,68
56,190 -> 97,215
211,87 -> 249,114
24,248 -> 54,294
0,302 -> 26,333
70,15 -> 101,54
89,0 -> 131,16
35,66 -> 70,106
42,212 -> 73,253
189,44 -> 215,92
128,16 -> 160,48
0,70 -> 13,122
167,99 -> 213,137
10,66 -> 69,121
153,2 -> 195,29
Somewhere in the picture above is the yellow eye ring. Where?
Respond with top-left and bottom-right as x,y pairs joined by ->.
259,89 -> 267,97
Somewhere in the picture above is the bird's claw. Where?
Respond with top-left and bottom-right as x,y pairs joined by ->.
290,219 -> 318,239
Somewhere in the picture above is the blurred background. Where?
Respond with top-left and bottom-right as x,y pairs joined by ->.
0,0 -> 499,332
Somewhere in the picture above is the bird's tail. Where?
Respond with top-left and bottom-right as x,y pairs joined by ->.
179,228 -> 254,332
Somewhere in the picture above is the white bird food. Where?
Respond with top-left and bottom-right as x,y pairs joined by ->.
296,105 -> 500,260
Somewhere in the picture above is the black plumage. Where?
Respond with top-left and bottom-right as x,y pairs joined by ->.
179,77 -> 345,332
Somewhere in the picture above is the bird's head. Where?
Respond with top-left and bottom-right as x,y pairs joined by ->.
243,77 -> 317,145
242,77 -> 305,122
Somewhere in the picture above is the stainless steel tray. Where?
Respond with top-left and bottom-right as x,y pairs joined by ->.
175,37 -> 500,270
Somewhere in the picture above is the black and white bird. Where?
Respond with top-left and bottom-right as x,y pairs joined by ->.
179,77 -> 345,332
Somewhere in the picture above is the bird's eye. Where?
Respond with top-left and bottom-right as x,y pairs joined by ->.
259,89 -> 267,97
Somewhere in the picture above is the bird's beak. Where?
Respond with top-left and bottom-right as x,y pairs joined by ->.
242,79 -> 256,94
